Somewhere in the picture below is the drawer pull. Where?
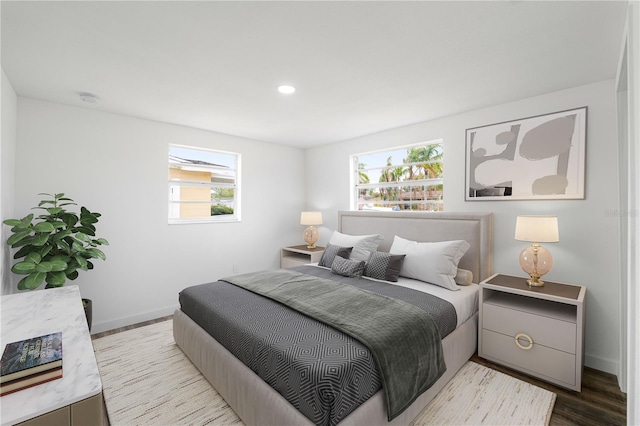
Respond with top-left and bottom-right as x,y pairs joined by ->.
514,333 -> 534,350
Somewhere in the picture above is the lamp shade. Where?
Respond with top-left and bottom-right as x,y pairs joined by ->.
514,216 -> 559,243
300,211 -> 322,226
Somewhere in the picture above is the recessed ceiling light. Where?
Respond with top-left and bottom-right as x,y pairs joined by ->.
79,92 -> 100,103
278,85 -> 296,94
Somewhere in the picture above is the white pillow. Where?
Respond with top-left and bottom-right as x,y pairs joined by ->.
389,235 -> 471,291
329,231 -> 384,262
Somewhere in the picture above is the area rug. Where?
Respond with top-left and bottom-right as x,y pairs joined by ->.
93,320 -> 556,426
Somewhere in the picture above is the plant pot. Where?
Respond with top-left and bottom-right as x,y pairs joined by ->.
83,298 -> 93,332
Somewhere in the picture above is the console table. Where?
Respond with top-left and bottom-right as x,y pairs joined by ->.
1,286 -> 103,425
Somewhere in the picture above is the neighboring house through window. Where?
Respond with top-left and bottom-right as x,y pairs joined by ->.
168,145 -> 240,223
351,141 -> 444,211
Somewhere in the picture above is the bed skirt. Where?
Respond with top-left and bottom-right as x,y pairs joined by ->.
173,308 -> 478,426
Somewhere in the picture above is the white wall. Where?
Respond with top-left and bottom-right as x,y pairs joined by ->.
12,98 -> 306,333
306,80 -> 621,375
1,69 -> 18,296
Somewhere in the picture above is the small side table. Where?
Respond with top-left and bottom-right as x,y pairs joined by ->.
280,245 -> 325,268
1,286 -> 103,425
478,273 -> 586,391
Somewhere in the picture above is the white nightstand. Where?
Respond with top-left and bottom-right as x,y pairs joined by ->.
478,273 -> 586,391
280,245 -> 325,268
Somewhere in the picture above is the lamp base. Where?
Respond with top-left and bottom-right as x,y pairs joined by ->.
303,226 -> 319,249
526,276 -> 545,287
519,244 -> 553,288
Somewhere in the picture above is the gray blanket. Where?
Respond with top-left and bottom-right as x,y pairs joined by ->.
221,268 -> 446,421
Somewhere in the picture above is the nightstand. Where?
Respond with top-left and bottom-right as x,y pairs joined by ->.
478,273 -> 586,391
280,245 -> 325,268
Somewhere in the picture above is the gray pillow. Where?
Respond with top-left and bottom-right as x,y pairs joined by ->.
364,252 -> 406,282
318,244 -> 353,268
331,256 -> 365,278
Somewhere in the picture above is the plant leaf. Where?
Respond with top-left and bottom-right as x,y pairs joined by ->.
95,238 -> 110,245
11,235 -> 36,248
57,239 -> 71,254
45,271 -> 67,286
75,226 -> 95,236
7,230 -> 32,246
75,232 -> 90,242
74,255 -> 88,270
33,222 -> 55,233
39,244 -> 53,258
86,248 -> 106,261
3,219 -> 22,226
53,229 -> 72,241
13,245 -> 34,259
18,272 -> 46,290
21,214 -> 34,225
62,213 -> 79,228
71,241 -> 85,253
48,259 -> 68,272
35,262 -> 53,273
46,207 -> 63,215
31,233 -> 49,247
25,252 -> 41,264
11,261 -> 36,274
80,215 -> 99,225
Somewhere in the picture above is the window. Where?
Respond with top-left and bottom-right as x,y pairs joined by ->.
168,145 -> 240,223
351,141 -> 443,212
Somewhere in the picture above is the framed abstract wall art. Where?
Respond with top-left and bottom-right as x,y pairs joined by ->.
465,107 -> 587,201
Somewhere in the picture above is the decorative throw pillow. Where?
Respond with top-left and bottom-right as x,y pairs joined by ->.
364,252 -> 406,282
330,256 -> 365,278
318,244 -> 353,268
328,231 -> 384,262
389,235 -> 470,291
455,268 -> 474,286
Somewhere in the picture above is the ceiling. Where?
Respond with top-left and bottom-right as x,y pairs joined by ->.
1,1 -> 628,148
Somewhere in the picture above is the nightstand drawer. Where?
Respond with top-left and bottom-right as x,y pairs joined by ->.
483,302 -> 576,354
482,329 -> 576,386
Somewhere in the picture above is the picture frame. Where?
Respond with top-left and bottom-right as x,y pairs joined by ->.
465,107 -> 587,201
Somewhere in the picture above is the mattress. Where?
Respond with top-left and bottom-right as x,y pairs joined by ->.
178,265 -> 478,426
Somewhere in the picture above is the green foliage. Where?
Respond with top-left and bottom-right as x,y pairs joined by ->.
3,193 -> 109,290
211,205 -> 234,216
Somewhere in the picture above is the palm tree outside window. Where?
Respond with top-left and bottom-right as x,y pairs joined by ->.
351,141 -> 444,211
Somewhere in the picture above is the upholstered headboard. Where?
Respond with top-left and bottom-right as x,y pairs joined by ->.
338,211 -> 494,282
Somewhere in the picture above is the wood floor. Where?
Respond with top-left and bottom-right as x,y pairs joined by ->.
93,317 -> 627,425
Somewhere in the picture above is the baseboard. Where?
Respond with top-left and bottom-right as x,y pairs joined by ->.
585,353 -> 619,378
90,304 -> 178,335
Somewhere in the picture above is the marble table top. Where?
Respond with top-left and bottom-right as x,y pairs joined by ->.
1,286 -> 102,425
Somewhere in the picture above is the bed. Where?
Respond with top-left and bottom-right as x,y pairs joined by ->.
174,210 -> 493,425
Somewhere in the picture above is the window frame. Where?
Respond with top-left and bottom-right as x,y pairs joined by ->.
168,144 -> 241,224
351,140 -> 444,212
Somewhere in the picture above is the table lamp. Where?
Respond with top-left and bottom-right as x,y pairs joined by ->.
301,212 -> 322,249
514,215 -> 559,287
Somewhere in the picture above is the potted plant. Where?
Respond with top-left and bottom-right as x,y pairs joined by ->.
3,193 -> 109,330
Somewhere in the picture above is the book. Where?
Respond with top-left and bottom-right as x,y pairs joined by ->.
0,367 -> 63,396
0,332 -> 63,385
